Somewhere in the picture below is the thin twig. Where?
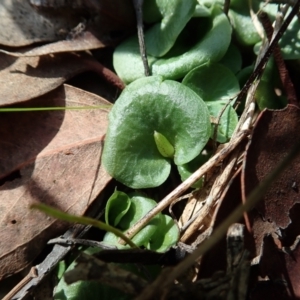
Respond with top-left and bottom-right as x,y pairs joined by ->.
136,134 -> 300,300
132,0 -> 151,76
235,0 -> 300,106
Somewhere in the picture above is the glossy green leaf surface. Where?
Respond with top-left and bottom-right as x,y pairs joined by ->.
182,63 -> 239,142
102,76 -> 211,188
105,190 -> 131,227
113,36 -> 158,84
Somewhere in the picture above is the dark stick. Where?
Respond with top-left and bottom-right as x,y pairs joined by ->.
132,0 -> 151,76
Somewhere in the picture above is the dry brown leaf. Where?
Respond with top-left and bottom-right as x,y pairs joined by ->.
0,31 -> 107,57
0,84 -> 112,279
0,52 -> 107,106
242,105 -> 300,229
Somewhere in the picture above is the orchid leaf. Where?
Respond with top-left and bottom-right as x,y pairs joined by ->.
105,190 -> 131,227
102,76 -> 211,188
182,62 -> 239,142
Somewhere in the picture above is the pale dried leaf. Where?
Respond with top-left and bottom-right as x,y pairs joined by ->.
0,84 -> 112,279
0,52 -> 96,106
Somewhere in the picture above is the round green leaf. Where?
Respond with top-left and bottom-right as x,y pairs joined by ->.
105,190 -> 131,227
182,62 -> 240,102
151,6 -> 232,80
148,214 -> 179,252
113,6 -> 231,83
144,0 -> 196,57
102,76 -> 211,188
118,194 -> 158,228
182,62 -> 239,142
113,36 -> 158,85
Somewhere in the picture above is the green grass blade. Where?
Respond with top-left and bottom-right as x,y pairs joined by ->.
31,203 -> 138,248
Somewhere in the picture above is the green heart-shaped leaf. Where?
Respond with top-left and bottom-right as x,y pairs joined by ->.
182,62 -> 239,142
103,76 -> 211,188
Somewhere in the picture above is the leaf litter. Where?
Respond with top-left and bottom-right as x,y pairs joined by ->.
0,84 -> 112,279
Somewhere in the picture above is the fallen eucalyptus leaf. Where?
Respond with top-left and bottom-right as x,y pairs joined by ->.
0,84 -> 111,279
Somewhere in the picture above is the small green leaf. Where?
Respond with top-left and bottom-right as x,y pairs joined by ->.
105,190 -> 131,227
103,193 -> 179,252
103,195 -> 162,248
102,76 -> 211,188
154,131 -> 175,158
182,62 -> 239,142
177,150 -> 211,188
148,214 -> 180,252
144,0 -> 196,57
